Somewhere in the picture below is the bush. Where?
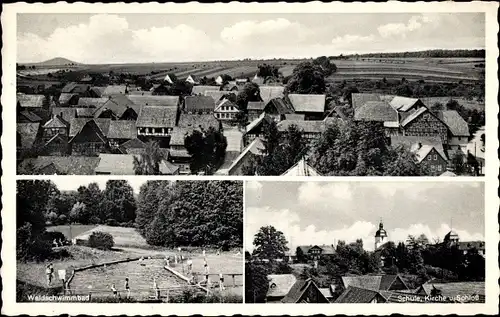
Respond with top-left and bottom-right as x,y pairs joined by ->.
16,223 -> 54,262
58,214 -> 67,225
105,218 -> 119,226
89,216 -> 101,224
87,231 -> 114,250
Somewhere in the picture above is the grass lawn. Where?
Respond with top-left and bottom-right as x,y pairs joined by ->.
47,225 -> 97,240
73,225 -> 149,248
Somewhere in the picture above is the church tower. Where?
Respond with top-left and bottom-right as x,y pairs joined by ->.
374,220 -> 388,250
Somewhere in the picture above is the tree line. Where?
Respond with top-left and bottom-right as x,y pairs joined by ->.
343,49 -> 486,59
135,181 -> 243,249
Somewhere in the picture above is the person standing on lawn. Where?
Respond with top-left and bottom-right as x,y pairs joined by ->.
45,263 -> 54,286
124,278 -> 130,298
111,284 -> 118,298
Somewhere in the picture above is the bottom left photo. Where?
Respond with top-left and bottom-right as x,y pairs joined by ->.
16,179 -> 243,303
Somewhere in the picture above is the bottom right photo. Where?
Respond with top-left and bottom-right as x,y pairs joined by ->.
244,181 -> 485,304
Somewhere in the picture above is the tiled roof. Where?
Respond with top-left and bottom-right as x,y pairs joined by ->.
77,97 -> 109,108
177,113 -> 219,131
191,85 -> 220,96
284,113 -> 306,121
169,148 -> 191,158
282,159 -> 321,176
248,101 -> 265,111
160,160 -> 180,175
69,118 -> 111,138
244,112 -> 273,135
227,137 -> 265,175
277,120 -> 326,134
128,95 -> 179,108
437,110 -> 470,136
457,241 -> 485,251
95,154 -> 137,174
204,90 -> 229,103
118,138 -> 146,154
17,123 -> 40,149
19,110 -> 42,122
281,278 -> 328,303
184,96 -> 216,112
351,93 -> 394,110
17,93 -> 45,108
61,82 -> 78,93
354,100 -> 398,122
259,86 -> 285,104
51,107 -> 76,123
390,136 -> 447,163
20,156 -> 100,175
400,107 -> 428,127
266,98 -> 295,115
58,93 -> 78,105
389,96 -> 421,111
439,170 -> 457,176
93,95 -> 140,118
102,85 -> 127,96
267,274 -> 297,298
288,94 -> 326,113
169,128 -> 190,146
136,106 -> 177,128
341,275 -> 405,291
75,108 -> 96,118
107,120 -> 137,140
335,286 -> 384,303
419,282 -> 485,301
214,99 -> 238,113
43,114 -> 70,129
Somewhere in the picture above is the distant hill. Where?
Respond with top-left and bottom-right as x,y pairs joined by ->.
24,57 -> 81,66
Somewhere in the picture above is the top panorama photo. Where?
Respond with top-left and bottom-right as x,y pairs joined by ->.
16,13 -> 486,176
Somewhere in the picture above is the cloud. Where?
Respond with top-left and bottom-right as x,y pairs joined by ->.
298,182 -> 353,207
331,34 -> 375,47
245,206 -> 484,252
220,18 -> 310,45
377,15 -> 433,38
131,25 -> 214,60
17,14 -> 216,63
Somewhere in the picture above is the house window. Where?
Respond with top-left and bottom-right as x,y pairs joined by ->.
434,154 -> 437,160
437,165 -> 442,171
431,165 -> 436,171
427,156 -> 432,161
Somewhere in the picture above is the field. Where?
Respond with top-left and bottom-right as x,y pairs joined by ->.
71,225 -> 149,248
18,57 -> 484,89
47,225 -> 97,240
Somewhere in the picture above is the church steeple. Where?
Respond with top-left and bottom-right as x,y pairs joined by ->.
375,219 -> 388,250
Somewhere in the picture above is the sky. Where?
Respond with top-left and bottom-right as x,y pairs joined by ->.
51,178 -> 148,194
245,181 -> 485,252
17,13 -> 485,63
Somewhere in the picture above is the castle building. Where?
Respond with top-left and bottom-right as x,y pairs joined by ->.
443,230 -> 485,257
374,221 -> 388,250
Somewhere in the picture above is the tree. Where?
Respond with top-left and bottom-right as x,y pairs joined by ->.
286,62 -> 326,94
296,246 -> 307,263
257,64 -> 279,78
245,262 -> 270,303
430,102 -> 445,112
99,180 -> 137,223
69,202 -> 87,224
76,182 -> 102,223
451,152 -> 466,175
133,141 -> 165,175
184,127 -> 227,175
252,226 -> 289,260
312,56 -> 337,76
139,181 -> 243,249
342,86 -> 359,106
17,180 -> 58,261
